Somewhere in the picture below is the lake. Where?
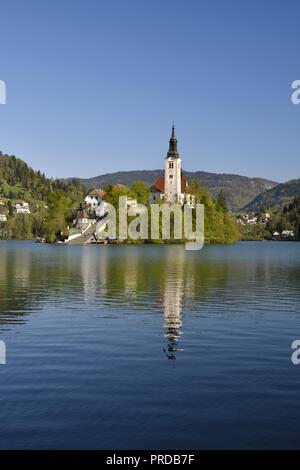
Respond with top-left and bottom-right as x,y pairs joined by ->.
0,241 -> 299,449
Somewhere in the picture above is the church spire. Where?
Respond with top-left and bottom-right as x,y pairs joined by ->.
171,122 -> 176,139
167,123 -> 179,158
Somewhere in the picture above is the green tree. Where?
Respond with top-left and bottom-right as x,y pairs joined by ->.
103,184 -> 133,208
131,181 -> 150,205
3,214 -> 32,240
44,190 -> 72,243
217,190 -> 228,212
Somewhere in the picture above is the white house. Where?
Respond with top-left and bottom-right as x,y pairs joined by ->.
95,201 -> 109,218
85,189 -> 106,209
282,230 -> 295,238
150,124 -> 195,207
15,202 -> 30,214
260,213 -> 271,224
247,216 -> 258,225
0,214 -> 7,222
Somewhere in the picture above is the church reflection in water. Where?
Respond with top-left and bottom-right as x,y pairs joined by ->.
79,245 -> 190,360
2,242 -> 286,363
0,243 -> 193,360
161,248 -> 185,360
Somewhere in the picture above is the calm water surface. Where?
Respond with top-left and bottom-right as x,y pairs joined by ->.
0,241 -> 299,449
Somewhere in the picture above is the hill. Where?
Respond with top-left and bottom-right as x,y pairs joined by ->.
266,196 -> 300,239
0,152 -> 86,242
70,170 -> 277,211
243,179 -> 300,211
0,151 -> 84,201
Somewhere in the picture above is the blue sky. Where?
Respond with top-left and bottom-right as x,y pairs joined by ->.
0,0 -> 299,182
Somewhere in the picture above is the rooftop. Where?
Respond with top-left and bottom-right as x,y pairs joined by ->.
151,175 -> 187,193
88,189 -> 106,197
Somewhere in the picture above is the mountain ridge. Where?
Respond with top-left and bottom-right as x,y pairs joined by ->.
243,178 -> 300,211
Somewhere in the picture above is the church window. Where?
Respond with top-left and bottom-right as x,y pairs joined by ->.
169,162 -> 174,169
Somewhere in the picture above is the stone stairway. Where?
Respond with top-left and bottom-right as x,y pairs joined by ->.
66,220 -> 99,245
66,217 -> 108,245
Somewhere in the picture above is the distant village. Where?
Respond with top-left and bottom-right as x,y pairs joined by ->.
236,212 -> 295,240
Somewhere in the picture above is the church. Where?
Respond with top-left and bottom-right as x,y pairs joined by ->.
150,124 -> 194,207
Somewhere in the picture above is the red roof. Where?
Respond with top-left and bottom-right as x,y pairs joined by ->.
89,189 -> 106,197
152,175 -> 187,193
152,176 -> 165,193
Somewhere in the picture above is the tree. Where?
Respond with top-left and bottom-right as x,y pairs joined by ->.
32,209 -> 47,238
2,214 -> 32,240
217,190 -> 228,212
188,179 -> 212,205
44,190 -> 72,243
103,184 -> 133,208
131,181 -> 150,205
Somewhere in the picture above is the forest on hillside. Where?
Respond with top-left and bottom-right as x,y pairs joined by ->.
0,151 -> 84,201
0,152 -> 86,241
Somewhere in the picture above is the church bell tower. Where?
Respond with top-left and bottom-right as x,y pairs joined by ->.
164,123 -> 182,203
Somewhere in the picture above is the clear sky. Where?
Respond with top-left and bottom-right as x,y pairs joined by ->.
0,0 -> 299,182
